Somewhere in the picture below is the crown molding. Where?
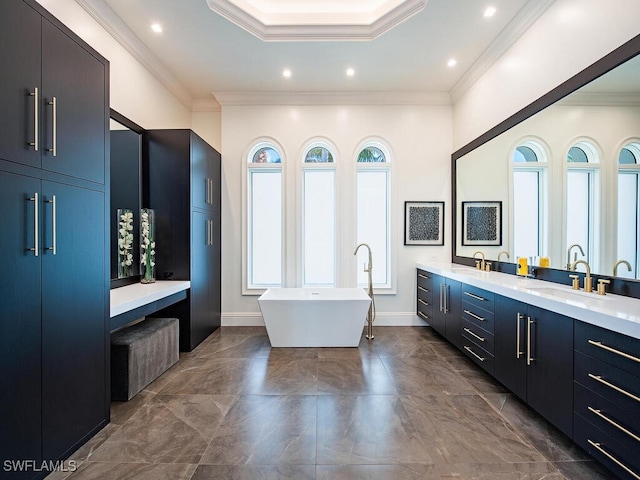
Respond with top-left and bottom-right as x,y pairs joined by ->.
75,0 -> 193,109
213,91 -> 451,106
557,91 -> 640,106
449,0 -> 557,103
205,0 -> 427,41
192,98 -> 222,112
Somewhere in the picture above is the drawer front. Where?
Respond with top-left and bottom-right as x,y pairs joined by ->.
574,382 -> 640,452
574,413 -> 640,480
461,284 -> 495,312
461,301 -> 495,334
417,270 -> 433,291
575,351 -> 640,415
462,318 -> 495,353
461,338 -> 495,375
575,321 -> 640,378
417,291 -> 433,321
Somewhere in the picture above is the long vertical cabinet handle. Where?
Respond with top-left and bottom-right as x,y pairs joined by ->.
209,219 -> 214,246
527,316 -> 535,366
439,284 -> 444,313
516,313 -> 524,359
47,97 -> 57,156
28,87 -> 39,151
444,285 -> 449,314
205,178 -> 210,204
46,195 -> 57,255
28,193 -> 39,256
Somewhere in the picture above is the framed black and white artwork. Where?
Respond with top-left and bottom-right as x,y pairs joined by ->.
404,201 -> 444,246
462,201 -> 502,246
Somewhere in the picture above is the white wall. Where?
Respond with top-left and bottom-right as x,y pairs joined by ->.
221,104 -> 452,325
453,0 -> 640,150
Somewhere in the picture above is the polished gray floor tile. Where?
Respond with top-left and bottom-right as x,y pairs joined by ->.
317,357 -> 396,395
158,357 -> 256,395
62,462 -> 196,480
192,464 -> 316,480
241,358 -> 318,394
316,463 -> 435,479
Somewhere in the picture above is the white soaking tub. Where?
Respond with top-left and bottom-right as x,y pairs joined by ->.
257,288 -> 372,347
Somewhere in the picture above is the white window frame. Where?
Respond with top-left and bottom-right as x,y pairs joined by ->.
616,142 -> 640,279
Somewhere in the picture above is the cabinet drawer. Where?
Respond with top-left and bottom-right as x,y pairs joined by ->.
462,301 -> 495,334
417,281 -> 433,304
574,382 -> 640,452
462,318 -> 494,353
575,351 -> 640,415
462,284 -> 494,312
461,339 -> 495,375
575,322 -> 640,378
417,270 -> 433,291
574,413 -> 640,480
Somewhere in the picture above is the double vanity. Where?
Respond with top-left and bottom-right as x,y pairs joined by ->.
417,263 -> 640,480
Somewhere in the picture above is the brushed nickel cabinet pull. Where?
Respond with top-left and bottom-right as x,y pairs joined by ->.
588,340 -> 640,363
417,311 -> 429,320
418,298 -> 430,307
28,87 -> 38,151
47,97 -> 57,156
587,439 -> 640,480
464,345 -> 485,362
28,193 -> 39,256
46,195 -> 56,255
418,286 -> 429,293
417,273 -> 429,279
588,406 -> 640,443
464,327 -> 485,342
464,291 -> 486,301
444,285 -> 449,314
588,374 -> 640,403
439,284 -> 444,313
527,316 -> 535,366
463,309 -> 485,322
516,312 -> 524,359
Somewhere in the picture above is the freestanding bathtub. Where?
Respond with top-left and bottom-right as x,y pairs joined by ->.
257,288 -> 372,347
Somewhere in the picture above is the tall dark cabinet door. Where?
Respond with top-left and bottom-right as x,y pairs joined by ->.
0,0 -> 42,168
190,211 -> 210,351
526,306 -> 574,438
444,279 -> 462,349
41,19 -> 105,184
0,172 -> 42,472
41,181 -> 106,460
494,295 -> 527,400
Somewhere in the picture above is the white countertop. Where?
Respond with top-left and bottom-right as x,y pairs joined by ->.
110,281 -> 191,318
417,262 -> 640,339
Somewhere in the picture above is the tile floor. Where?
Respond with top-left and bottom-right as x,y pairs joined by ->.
47,326 -> 616,479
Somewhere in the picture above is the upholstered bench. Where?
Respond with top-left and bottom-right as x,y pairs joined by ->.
111,317 -> 179,401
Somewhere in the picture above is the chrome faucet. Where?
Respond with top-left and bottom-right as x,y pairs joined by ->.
571,259 -> 592,292
354,243 -> 376,340
473,250 -> 486,271
498,250 -> 510,262
566,244 -> 585,270
613,259 -> 632,277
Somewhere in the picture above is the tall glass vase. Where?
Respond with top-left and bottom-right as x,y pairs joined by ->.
140,208 -> 156,283
117,208 -> 134,279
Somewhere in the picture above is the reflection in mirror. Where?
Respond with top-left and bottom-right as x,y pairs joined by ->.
110,110 -> 144,287
454,35 -> 640,283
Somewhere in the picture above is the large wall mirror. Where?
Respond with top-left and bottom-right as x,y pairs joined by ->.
110,109 -> 144,288
453,34 -> 640,291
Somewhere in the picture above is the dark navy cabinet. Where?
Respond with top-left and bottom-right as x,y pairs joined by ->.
145,129 -> 221,351
417,270 -> 460,348
0,0 -> 109,477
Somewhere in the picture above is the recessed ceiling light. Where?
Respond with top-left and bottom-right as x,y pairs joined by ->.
484,6 -> 496,18
346,68 -> 355,77
447,58 -> 457,68
151,23 -> 163,33
282,69 -> 292,78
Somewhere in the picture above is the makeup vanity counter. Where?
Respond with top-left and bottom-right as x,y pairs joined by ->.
416,262 -> 640,480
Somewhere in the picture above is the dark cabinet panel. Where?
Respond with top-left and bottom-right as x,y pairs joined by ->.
494,295 -> 528,400
444,279 -> 462,349
41,182 -> 106,460
0,0 -> 42,169
0,172 -> 42,473
421,273 -> 461,349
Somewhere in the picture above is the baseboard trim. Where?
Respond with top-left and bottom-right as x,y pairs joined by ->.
221,311 -> 427,327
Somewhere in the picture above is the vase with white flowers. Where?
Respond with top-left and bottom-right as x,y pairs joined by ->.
117,209 -> 134,278
140,208 -> 156,283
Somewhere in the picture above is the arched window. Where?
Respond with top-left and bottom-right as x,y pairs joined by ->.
302,142 -> 337,286
356,141 -> 391,288
617,142 -> 640,279
246,143 -> 283,289
566,141 -> 600,271
512,142 -> 548,259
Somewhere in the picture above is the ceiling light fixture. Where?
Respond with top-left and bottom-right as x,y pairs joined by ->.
282,69 -> 292,78
151,23 -> 163,33
447,58 -> 457,67
346,68 -> 355,77
483,6 -> 496,18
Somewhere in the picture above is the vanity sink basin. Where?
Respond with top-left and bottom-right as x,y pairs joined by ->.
525,285 -> 612,301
